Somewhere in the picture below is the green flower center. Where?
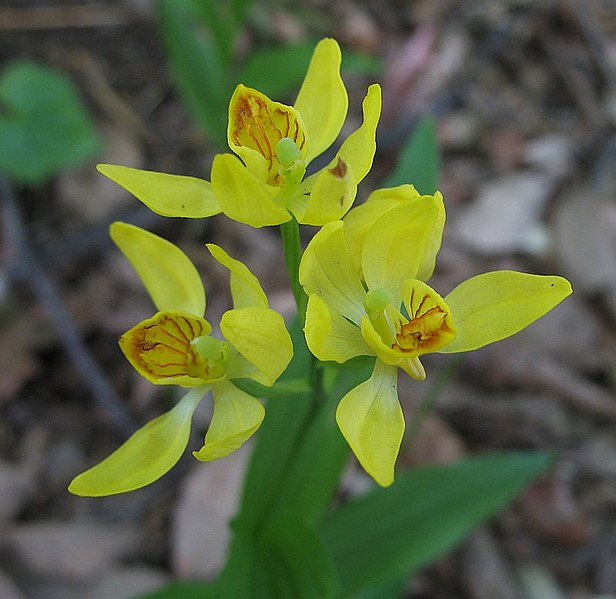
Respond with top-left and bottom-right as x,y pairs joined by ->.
190,335 -> 229,380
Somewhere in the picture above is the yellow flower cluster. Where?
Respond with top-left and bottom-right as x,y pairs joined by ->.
70,39 -> 571,496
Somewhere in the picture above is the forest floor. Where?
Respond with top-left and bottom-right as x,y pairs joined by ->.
1,1 -> 615,598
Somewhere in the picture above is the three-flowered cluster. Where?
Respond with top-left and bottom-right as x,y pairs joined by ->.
70,38 -> 571,496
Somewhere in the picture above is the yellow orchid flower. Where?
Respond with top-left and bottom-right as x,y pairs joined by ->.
299,190 -> 572,487
95,38 -> 381,228
69,222 -> 293,496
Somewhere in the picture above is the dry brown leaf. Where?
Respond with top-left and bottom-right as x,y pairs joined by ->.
5,521 -> 141,579
171,446 -> 249,579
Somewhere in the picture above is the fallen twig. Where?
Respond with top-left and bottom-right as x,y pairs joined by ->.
1,175 -> 138,437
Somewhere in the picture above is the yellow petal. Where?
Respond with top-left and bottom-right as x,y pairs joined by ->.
296,158 -> 357,225
110,222 -> 205,315
294,38 -> 348,163
336,361 -> 403,487
211,153 -> 291,227
332,83 -> 381,184
206,244 -> 268,309
97,164 -> 221,218
299,221 -> 366,325
227,85 -> 308,186
193,380 -> 264,461
119,311 -> 226,387
416,192 -> 445,281
69,388 -> 205,496
344,184 -> 421,273
441,271 -> 573,353
304,294 -> 370,362
221,307 -> 293,386
361,199 -> 440,296
300,83 -> 381,195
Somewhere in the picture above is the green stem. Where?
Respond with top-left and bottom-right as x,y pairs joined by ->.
280,217 -> 308,324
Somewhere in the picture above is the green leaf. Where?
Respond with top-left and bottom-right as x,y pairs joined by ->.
157,0 -> 232,146
186,0 -> 250,63
356,577 -> 407,599
322,451 -> 553,596
263,523 -> 340,599
341,52 -> 382,78
135,580 -> 215,599
271,362 -> 373,527
384,116 -> 439,194
232,377 -> 311,400
234,317 -> 315,531
239,41 -> 382,101
0,61 -> 101,184
239,42 -> 318,99
217,523 -> 339,599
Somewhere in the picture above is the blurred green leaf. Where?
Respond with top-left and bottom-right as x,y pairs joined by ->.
0,61 -> 101,185
235,317 -> 315,531
385,116 -> 439,194
233,377 -> 312,400
341,52 -> 382,78
187,0 -> 251,63
356,577 -> 407,599
239,41 -> 382,100
157,0 -> 232,146
271,362 -> 373,527
217,524 -> 339,599
322,451 -> 553,596
135,580 -> 215,598
239,42 -> 319,99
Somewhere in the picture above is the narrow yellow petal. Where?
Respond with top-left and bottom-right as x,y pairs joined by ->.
441,271 -> 573,353
299,83 -> 381,195
211,153 -> 291,227
332,83 -> 381,184
227,84 -> 308,186
294,38 -> 348,163
336,361 -> 403,487
193,380 -> 264,461
304,294 -> 370,362
299,221 -> 366,325
68,388 -> 205,496
416,192 -> 445,281
110,222 -> 205,315
206,244 -> 268,309
97,164 -> 221,218
296,157 -> 357,225
221,307 -> 293,386
361,199 -> 439,296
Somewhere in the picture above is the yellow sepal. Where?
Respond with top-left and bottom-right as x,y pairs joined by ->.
336,361 -> 403,487
110,222 -> 206,315
441,271 -> 573,353
68,388 -> 205,496
193,380 -> 264,461
294,38 -> 348,164
206,244 -> 268,309
97,164 -> 221,218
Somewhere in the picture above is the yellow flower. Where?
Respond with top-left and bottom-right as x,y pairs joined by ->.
69,223 -> 293,496
95,38 -> 381,228
299,189 -> 572,487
